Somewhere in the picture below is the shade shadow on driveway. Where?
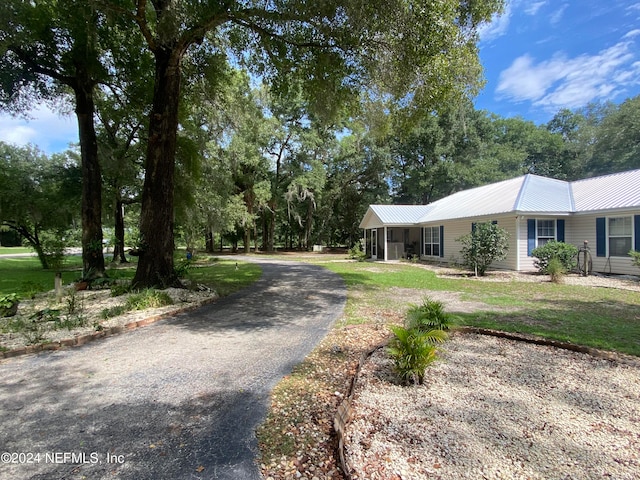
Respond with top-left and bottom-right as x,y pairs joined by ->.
0,259 -> 346,480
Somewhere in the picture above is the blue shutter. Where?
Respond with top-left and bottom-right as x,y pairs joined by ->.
439,225 -> 444,258
557,219 -> 565,242
420,228 -> 424,256
596,217 -> 606,257
492,220 -> 498,225
635,215 -> 640,251
527,219 -> 536,256
471,222 -> 476,232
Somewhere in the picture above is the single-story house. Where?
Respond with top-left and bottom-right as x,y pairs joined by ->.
359,168 -> 640,275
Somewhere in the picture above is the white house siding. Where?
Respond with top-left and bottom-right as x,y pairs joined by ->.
518,215 -> 573,272
422,216 -> 520,271
567,212 -> 640,276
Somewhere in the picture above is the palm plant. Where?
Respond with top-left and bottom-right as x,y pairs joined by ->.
406,297 -> 453,332
387,325 -> 447,385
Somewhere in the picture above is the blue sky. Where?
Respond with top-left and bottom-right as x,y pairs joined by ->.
476,0 -> 640,123
1,0 -> 639,154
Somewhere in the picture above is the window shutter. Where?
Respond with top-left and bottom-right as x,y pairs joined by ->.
420,228 -> 424,256
557,219 -> 565,242
527,219 -> 536,256
439,225 -> 444,258
492,220 -> 498,225
635,215 -> 640,251
471,222 -> 476,232
596,217 -> 606,257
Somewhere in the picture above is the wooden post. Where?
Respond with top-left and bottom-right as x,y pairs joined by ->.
55,272 -> 63,301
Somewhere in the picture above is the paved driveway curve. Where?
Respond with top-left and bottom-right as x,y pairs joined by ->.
0,259 -> 346,480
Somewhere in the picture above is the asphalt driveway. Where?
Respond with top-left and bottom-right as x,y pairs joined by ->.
0,259 -> 346,480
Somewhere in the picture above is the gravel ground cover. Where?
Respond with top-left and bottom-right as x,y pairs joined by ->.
258,264 -> 639,480
345,333 -> 640,480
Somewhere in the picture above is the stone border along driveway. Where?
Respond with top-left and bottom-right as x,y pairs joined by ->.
0,258 -> 346,480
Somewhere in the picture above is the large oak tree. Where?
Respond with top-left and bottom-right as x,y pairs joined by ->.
97,0 -> 504,288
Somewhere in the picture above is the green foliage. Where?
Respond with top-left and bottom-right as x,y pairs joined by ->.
456,222 -> 510,276
387,325 -> 446,385
531,241 -> 578,273
546,257 -> 567,284
630,250 -> 640,270
110,282 -> 132,297
388,296 -> 450,385
406,298 -> 453,332
0,293 -> 20,317
124,290 -> 173,311
348,239 -> 367,262
100,305 -> 128,319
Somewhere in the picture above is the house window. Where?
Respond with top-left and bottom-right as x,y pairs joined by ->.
608,216 -> 632,257
424,226 -> 440,257
537,220 -> 555,246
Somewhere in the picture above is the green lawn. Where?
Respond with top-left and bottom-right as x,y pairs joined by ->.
0,254 -> 261,299
318,261 -> 640,357
0,247 -> 33,255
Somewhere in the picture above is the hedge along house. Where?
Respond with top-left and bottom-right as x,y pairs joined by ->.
359,168 -> 640,275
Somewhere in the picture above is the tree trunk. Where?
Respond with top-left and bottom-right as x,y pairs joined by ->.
74,78 -> 105,279
112,198 -> 128,263
132,46 -> 182,288
205,227 -> 214,253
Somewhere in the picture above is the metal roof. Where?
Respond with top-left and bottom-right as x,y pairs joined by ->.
359,204 -> 433,228
571,169 -> 640,212
360,169 -> 640,228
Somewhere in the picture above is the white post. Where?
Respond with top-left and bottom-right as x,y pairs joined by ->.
384,226 -> 388,261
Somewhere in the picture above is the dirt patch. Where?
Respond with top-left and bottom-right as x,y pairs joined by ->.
386,287 -> 506,314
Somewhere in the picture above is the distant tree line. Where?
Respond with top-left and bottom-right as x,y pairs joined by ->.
2,93 -> 638,271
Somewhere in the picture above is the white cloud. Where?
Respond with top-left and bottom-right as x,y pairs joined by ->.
478,3 -> 513,42
549,4 -> 568,25
524,2 -> 547,16
0,105 -> 77,154
623,29 -> 640,39
495,34 -> 640,110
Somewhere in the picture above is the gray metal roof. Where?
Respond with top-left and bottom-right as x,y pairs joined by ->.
360,169 -> 640,228
359,204 -> 433,228
571,169 -> 640,212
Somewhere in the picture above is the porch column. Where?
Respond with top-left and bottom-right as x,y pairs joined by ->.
384,226 -> 388,261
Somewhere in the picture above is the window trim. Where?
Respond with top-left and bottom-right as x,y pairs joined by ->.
423,225 -> 441,257
536,219 -> 556,247
607,215 -> 633,257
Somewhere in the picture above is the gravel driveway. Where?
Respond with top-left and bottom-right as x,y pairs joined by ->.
0,259 -> 345,480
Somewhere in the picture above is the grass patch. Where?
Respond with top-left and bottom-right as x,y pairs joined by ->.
0,247 -> 32,255
320,261 -> 640,356
0,256 -> 83,297
185,261 -> 261,296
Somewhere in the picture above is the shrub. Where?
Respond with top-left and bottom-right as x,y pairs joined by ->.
531,241 -> 578,273
630,250 -> 640,271
348,239 -> 367,262
0,293 -> 20,318
546,256 -> 567,283
456,222 -> 509,276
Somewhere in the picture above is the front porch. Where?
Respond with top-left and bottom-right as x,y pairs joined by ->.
363,227 -> 422,260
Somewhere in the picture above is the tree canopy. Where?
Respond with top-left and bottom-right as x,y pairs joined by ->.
2,0 -> 639,289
